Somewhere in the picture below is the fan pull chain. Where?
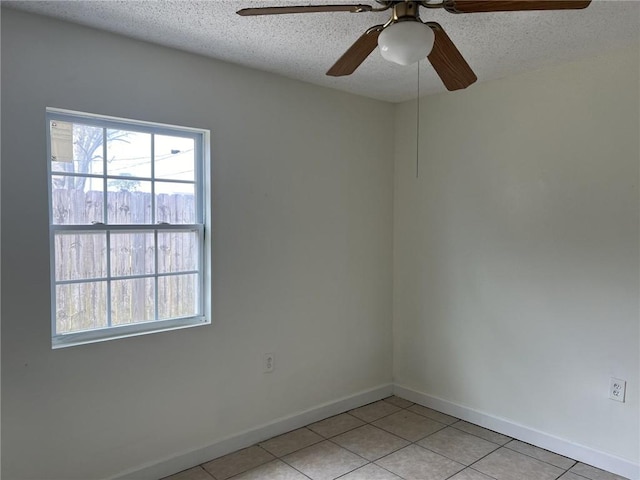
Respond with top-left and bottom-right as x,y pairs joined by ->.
416,60 -> 420,178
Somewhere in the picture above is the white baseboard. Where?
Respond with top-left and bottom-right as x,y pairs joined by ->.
393,384 -> 640,480
110,383 -> 393,480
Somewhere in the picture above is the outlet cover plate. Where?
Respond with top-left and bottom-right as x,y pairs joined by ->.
609,378 -> 626,402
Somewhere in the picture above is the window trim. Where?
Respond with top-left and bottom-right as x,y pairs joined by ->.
46,108 -> 211,349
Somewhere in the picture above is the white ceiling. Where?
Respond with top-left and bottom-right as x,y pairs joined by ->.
4,0 -> 640,102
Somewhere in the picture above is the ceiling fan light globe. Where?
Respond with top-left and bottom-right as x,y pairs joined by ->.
378,22 -> 435,66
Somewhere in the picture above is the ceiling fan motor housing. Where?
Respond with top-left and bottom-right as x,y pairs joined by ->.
390,1 -> 421,21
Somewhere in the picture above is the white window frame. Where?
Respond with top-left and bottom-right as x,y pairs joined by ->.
47,108 -> 211,348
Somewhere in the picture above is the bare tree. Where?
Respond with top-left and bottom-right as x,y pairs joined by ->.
54,125 -> 129,190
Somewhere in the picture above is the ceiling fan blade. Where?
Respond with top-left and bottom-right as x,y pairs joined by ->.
326,25 -> 384,77
444,0 -> 591,13
237,4 -> 373,16
426,23 -> 477,91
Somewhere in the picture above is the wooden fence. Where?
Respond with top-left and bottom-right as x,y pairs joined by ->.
53,189 -> 198,333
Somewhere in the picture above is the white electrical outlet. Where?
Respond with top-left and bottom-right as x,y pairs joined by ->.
263,353 -> 274,373
609,378 -> 626,402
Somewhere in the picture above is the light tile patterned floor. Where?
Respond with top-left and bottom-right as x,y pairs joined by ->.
163,396 -> 629,480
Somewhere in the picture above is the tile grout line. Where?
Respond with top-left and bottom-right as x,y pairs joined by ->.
411,430 -> 498,471
190,396 -> 608,480
466,467 -> 501,480
447,420 -> 511,445
560,469 -> 625,480
198,465 -> 216,480
372,398 -> 565,480
444,423 -> 581,474
207,399 -> 497,480
276,442 -> 370,480
331,399 -> 418,479
348,399 -> 496,480
272,455 -> 316,480
265,416 -> 374,480
334,399 -> 436,480
464,445 -> 516,477
364,401 -> 475,480
306,414 -> 370,441
373,416 -> 469,480
331,426 -> 418,466
377,404 -> 493,476
463,444 -> 573,480
501,439 -> 577,471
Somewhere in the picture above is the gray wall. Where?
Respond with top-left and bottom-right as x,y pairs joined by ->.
393,45 -> 639,464
1,9 -> 394,479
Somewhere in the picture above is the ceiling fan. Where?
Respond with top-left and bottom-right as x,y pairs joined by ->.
237,0 -> 591,91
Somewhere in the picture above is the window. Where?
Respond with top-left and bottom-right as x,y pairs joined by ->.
47,108 -> 210,348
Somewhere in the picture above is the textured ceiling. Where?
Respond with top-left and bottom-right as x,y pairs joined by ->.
4,0 -> 640,102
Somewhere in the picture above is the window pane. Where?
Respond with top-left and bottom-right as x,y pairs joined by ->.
156,182 -> 196,224
56,281 -> 108,334
107,180 -> 152,224
155,135 -> 195,181
111,277 -> 155,325
158,274 -> 198,320
55,232 -> 107,281
158,231 -> 198,274
51,121 -> 104,175
110,232 -> 154,277
51,175 -> 104,225
106,129 -> 151,178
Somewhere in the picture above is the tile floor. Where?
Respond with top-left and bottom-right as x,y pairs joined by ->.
164,396 -> 629,480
